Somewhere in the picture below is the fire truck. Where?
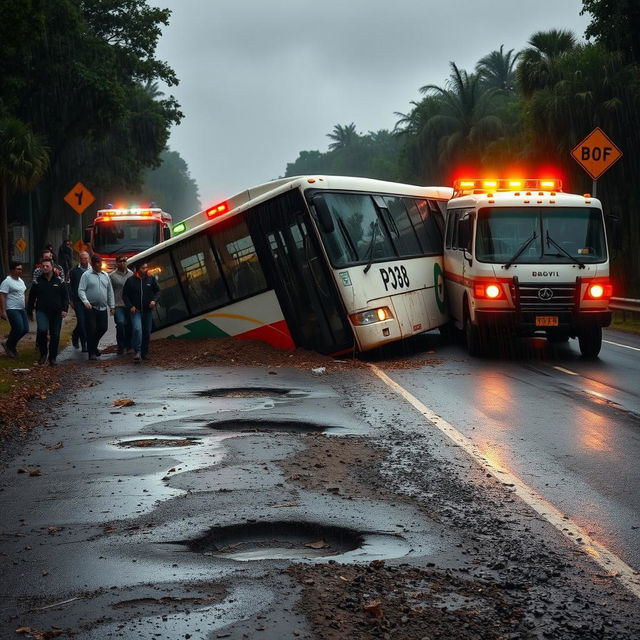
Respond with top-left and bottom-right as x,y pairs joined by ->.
443,178 -> 612,358
83,206 -> 172,271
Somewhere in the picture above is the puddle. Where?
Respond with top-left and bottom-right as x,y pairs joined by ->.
174,521 -> 415,563
205,419 -> 332,433
118,438 -> 201,449
178,521 -> 363,561
196,387 -> 303,398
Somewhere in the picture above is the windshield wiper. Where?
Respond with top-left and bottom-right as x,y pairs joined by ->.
545,231 -> 585,268
503,231 -> 537,269
336,216 -> 358,262
363,220 -> 380,274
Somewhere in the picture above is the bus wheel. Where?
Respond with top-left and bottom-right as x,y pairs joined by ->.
465,317 -> 485,357
578,326 -> 602,358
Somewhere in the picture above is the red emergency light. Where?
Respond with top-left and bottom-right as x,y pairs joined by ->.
206,202 -> 229,218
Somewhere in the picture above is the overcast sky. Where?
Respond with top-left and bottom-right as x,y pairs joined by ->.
150,0 -> 590,209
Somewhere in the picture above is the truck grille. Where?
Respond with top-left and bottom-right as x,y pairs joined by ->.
511,281 -> 576,313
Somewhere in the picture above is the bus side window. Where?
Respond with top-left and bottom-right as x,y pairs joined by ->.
213,218 -> 267,300
147,252 -> 189,328
172,233 -> 229,315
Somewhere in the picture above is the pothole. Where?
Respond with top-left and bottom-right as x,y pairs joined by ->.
196,387 -> 297,398
118,438 -> 201,448
205,419 -> 331,433
178,521 -> 363,561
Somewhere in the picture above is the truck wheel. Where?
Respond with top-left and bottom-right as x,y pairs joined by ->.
465,317 -> 485,357
578,326 -> 602,358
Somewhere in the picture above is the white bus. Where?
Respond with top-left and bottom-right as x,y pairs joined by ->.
130,175 -> 452,355
443,178 -> 612,357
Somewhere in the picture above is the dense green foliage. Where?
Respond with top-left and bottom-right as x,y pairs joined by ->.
0,0 -> 194,261
284,4 -> 640,294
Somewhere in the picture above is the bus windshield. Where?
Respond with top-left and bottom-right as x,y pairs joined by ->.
475,207 -> 607,264
93,220 -> 161,254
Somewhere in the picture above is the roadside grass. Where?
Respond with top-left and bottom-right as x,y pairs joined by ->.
610,312 -> 640,334
0,317 -> 74,395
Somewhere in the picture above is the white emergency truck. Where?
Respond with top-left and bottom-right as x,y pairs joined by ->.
443,179 -> 612,357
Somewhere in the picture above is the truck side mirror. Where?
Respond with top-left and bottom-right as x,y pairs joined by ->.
458,216 -> 473,252
82,228 -> 91,244
606,215 -> 621,252
311,195 -> 334,234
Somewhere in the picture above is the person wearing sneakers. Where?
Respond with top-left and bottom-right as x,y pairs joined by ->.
78,254 -> 115,361
122,261 -> 159,362
26,258 -> 69,366
0,261 -> 29,357
109,255 -> 133,355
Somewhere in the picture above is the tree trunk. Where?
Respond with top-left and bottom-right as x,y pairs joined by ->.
0,182 -> 9,275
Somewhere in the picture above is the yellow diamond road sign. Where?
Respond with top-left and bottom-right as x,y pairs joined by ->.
64,182 -> 95,214
15,238 -> 27,253
571,127 -> 622,180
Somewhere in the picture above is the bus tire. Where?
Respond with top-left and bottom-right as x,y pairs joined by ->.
465,317 -> 485,357
578,326 -> 602,358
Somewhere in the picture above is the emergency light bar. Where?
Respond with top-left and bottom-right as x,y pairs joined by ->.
453,178 -> 562,194
97,208 -> 160,217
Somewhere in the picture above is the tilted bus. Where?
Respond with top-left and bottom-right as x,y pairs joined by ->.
443,178 -> 612,358
129,175 -> 452,355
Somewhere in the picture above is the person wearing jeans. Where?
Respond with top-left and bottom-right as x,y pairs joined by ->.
26,258 -> 69,365
109,256 -> 133,355
123,261 -> 160,362
69,251 -> 90,352
78,254 -> 115,360
0,261 -> 29,357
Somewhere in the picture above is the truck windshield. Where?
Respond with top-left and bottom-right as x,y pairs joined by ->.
475,207 -> 607,264
93,220 -> 161,254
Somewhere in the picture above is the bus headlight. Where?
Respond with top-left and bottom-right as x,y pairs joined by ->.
350,306 -> 394,326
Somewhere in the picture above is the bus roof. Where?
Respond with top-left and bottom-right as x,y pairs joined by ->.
165,175 -> 453,253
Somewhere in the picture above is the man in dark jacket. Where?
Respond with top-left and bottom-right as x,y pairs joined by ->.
27,258 -> 69,365
58,240 -> 73,281
122,261 -> 160,362
69,251 -> 90,352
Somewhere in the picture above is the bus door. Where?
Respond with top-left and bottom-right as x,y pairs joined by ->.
251,195 -> 354,354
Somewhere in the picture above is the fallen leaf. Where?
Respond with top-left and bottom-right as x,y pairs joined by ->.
29,469 -> 42,477
45,442 -> 63,450
363,599 -> 384,618
113,399 -> 135,407
17,468 -> 29,474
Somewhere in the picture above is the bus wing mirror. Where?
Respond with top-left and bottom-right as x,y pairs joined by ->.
311,195 -> 334,234
82,228 -> 91,244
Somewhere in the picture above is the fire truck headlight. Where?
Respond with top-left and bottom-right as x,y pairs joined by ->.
486,284 -> 502,299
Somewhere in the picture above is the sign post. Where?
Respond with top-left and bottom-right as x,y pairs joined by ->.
570,127 -> 622,197
64,182 -> 95,253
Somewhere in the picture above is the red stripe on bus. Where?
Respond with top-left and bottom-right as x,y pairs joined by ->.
236,320 -> 296,350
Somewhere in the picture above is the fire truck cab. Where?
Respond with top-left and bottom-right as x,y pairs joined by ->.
84,207 -> 172,271
443,179 -> 612,358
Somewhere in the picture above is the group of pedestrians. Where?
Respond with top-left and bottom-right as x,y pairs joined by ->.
0,248 -> 160,365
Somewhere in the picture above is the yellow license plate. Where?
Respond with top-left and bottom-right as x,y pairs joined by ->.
536,316 -> 559,327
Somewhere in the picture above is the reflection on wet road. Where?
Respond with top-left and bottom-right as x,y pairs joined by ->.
382,328 -> 640,570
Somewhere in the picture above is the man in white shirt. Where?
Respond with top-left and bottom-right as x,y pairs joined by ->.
0,261 -> 29,357
78,254 -> 115,361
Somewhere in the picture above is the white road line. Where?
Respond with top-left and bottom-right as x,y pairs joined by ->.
369,363 -> 640,600
604,339 -> 640,352
553,366 -> 579,376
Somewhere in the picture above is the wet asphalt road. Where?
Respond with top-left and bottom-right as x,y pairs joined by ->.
0,328 -> 639,638
382,328 -> 640,569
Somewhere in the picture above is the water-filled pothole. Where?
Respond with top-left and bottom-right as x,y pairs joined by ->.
178,521 -> 363,561
205,419 -> 330,433
118,438 -> 201,448
196,387 -> 295,398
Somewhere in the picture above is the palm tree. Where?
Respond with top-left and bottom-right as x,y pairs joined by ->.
0,118 -> 49,273
517,29 -> 577,96
142,79 -> 164,100
327,123 -> 359,150
419,62 -> 503,170
476,44 -> 521,93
